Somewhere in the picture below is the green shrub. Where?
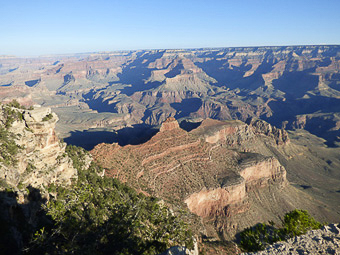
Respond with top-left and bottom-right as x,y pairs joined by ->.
239,209 -> 323,252
66,144 -> 87,171
0,127 -> 20,166
239,223 -> 284,252
25,163 -> 36,174
7,99 -> 25,109
28,146 -> 193,255
281,209 -> 323,238
2,103 -> 24,128
42,113 -> 53,122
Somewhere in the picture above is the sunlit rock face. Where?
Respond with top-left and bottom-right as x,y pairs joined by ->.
91,117 -> 295,238
0,106 -> 77,189
185,155 -> 287,218
1,45 -> 339,145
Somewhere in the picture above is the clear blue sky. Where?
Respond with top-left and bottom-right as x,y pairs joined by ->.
1,0 -> 339,56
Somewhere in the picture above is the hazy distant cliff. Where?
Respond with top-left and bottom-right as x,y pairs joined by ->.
1,45 -> 340,147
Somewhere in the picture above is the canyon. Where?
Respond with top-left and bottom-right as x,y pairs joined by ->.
0,45 -> 339,148
91,117 -> 339,239
1,45 -> 340,251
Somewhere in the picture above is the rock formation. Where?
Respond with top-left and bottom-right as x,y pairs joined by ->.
2,46 -> 340,242
0,105 -> 77,192
1,45 -> 339,146
242,224 -> 340,255
90,117 -> 332,239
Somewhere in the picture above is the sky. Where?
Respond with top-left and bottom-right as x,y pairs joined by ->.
1,0 -> 340,56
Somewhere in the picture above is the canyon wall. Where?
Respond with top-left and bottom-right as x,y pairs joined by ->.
91,117 -> 297,238
1,45 -> 339,145
185,155 -> 287,219
0,105 -> 77,191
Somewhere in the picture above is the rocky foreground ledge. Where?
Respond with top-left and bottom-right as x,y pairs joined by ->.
243,224 -> 340,255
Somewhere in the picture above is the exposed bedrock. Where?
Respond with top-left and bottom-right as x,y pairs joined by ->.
91,117 -> 300,239
2,45 -> 340,146
0,106 -> 77,190
185,180 -> 248,218
185,154 -> 287,218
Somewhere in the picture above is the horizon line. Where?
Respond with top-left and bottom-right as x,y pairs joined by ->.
1,43 -> 339,59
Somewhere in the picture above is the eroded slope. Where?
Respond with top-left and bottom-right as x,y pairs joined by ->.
91,117 -> 338,239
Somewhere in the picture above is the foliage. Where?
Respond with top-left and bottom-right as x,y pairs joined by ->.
281,209 -> 323,238
0,102 -> 25,165
0,127 -> 20,166
7,99 -> 26,109
28,146 -> 193,254
26,162 -> 36,173
3,104 -> 24,128
239,223 -> 284,252
239,209 -> 323,252
65,144 -> 88,171
42,113 -> 53,122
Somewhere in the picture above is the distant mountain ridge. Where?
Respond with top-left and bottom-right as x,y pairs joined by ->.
1,45 -> 339,147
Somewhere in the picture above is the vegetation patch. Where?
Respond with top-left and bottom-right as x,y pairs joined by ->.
0,127 -> 20,166
26,145 -> 194,255
42,113 -> 53,122
238,209 -> 323,252
25,162 -> 36,174
3,106 -> 23,128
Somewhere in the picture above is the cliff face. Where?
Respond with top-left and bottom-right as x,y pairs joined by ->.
185,155 -> 287,219
91,117 -> 295,237
1,45 -> 339,146
0,105 -> 77,190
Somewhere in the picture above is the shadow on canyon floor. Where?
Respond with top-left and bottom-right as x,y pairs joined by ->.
264,96 -> 340,147
64,124 -> 159,150
179,119 -> 202,132
64,119 -> 204,150
171,98 -> 203,119
117,51 -> 165,96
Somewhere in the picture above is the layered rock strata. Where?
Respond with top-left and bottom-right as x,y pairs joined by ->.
185,154 -> 286,218
91,117 -> 288,235
1,45 -> 340,144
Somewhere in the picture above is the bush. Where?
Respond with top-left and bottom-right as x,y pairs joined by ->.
2,103 -> 24,128
7,100 -> 24,109
27,146 -> 194,255
42,113 -> 53,122
0,127 -> 20,166
66,144 -> 88,171
239,223 -> 284,252
25,163 -> 36,174
239,209 -> 323,252
281,209 -> 323,238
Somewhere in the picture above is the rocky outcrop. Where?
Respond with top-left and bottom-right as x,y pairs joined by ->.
0,105 -> 77,190
192,119 -> 253,145
160,117 -> 180,132
161,241 -> 199,255
238,154 -> 287,190
243,224 -> 340,255
246,118 -> 289,145
91,117 -> 293,239
185,179 -> 248,218
185,154 -> 287,219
